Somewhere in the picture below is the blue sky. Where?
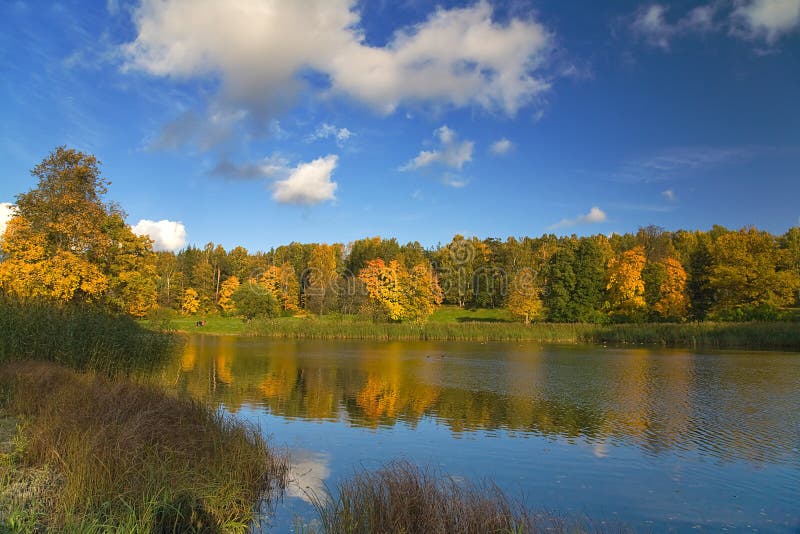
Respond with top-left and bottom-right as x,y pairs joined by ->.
1,0 -> 798,252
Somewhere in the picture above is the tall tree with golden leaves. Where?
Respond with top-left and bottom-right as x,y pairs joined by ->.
652,257 -> 689,320
605,246 -> 647,320
0,147 -> 157,316
217,275 -> 240,314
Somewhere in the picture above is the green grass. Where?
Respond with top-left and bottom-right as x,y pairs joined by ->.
0,297 -> 175,373
152,311 -> 800,350
0,361 -> 287,532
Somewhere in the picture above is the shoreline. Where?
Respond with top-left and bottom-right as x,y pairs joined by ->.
156,316 -> 800,351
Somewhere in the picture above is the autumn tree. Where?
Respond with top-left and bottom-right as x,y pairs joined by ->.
358,259 -> 442,324
260,263 -> 300,312
217,275 -> 240,314
650,258 -> 689,320
507,269 -> 544,324
0,147 -> 157,316
305,243 -> 341,314
606,246 -> 647,320
181,287 -> 200,315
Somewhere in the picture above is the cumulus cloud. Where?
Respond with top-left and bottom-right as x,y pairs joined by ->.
490,138 -> 514,156
631,1 -> 799,48
0,203 -> 16,239
132,219 -> 187,252
401,126 -> 474,171
732,0 -> 800,42
547,207 -> 607,230
123,0 -> 553,140
272,155 -> 338,205
662,189 -> 677,201
307,123 -> 353,147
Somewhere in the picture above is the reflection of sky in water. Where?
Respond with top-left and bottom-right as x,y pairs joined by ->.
171,337 -> 800,532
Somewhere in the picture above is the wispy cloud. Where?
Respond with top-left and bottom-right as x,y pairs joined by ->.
306,123 -> 353,147
612,146 -> 763,183
547,206 -> 607,230
209,154 -> 290,180
661,189 -> 677,201
401,125 -> 473,171
489,138 -> 514,156
630,1 -> 800,50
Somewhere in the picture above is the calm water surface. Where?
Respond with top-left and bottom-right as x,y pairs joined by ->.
162,335 -> 800,532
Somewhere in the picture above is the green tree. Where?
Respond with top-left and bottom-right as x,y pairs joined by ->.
708,227 -> 799,319
232,284 -> 279,320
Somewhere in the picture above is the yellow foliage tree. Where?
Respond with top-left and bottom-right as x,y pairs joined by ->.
358,259 -> 442,324
652,257 -> 689,320
507,269 -> 544,324
259,263 -> 300,312
306,243 -> 341,314
0,147 -> 158,316
606,246 -> 647,318
181,287 -> 201,315
217,276 -> 240,313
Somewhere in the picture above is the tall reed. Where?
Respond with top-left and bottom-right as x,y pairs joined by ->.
0,297 -> 175,373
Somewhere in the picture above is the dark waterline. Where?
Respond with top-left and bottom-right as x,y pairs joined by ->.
159,335 -> 800,532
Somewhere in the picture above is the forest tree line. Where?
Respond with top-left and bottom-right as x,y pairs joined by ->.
1,148 -> 799,325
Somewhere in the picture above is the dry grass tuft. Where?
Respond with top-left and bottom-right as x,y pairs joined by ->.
311,460 -> 621,534
0,361 -> 287,532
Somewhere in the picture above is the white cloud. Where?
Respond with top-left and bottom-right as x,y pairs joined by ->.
401,126 -> 474,171
732,0 -> 800,42
272,155 -> 338,205
307,123 -> 353,147
631,1 -> 799,48
0,203 -> 17,239
442,173 -> 468,188
631,4 -> 717,49
547,207 -> 607,230
490,138 -> 514,156
662,189 -> 677,201
123,0 -> 553,138
132,219 -> 187,252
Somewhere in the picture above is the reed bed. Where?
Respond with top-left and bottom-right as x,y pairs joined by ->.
0,361 -> 287,532
309,460 -> 622,534
0,297 -> 175,373
243,317 -> 800,350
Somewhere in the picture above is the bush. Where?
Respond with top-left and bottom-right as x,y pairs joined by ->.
231,285 -> 279,320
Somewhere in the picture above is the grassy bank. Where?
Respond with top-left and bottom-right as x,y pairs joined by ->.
0,361 -> 287,532
163,313 -> 800,350
0,298 -> 174,373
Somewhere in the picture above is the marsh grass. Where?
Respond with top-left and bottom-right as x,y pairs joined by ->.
0,297 -> 175,373
241,317 -> 800,349
309,461 -> 620,534
0,361 -> 288,532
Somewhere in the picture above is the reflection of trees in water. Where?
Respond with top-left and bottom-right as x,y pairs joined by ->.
164,337 -> 800,465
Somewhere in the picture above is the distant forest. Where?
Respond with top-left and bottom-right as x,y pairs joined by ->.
2,148 -> 799,324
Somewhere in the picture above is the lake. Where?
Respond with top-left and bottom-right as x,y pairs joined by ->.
162,335 -> 800,532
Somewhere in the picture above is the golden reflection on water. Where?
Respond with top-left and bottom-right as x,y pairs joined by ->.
165,336 -> 800,465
